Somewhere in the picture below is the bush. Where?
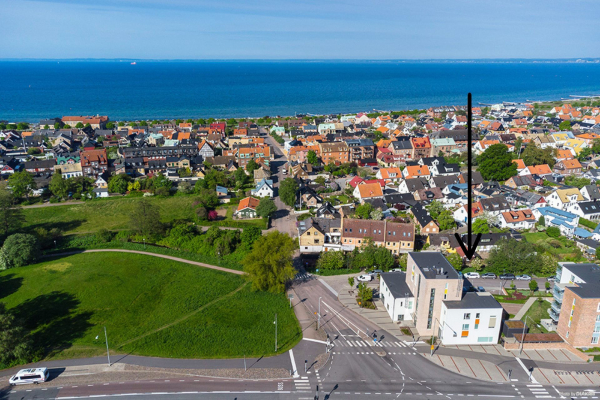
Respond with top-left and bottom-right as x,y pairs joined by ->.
529,280 -> 538,292
114,230 -> 131,242
0,234 -> 39,269
95,229 -> 114,243
580,218 -> 598,230
546,226 -> 560,238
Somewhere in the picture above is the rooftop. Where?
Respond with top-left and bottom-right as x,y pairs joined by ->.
443,292 -> 502,310
380,272 -> 413,299
409,252 -> 460,280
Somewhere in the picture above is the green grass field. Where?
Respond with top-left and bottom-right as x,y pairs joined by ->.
22,196 -> 266,234
0,252 -> 300,360
522,298 -> 551,334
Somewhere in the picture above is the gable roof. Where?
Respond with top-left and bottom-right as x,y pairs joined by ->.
237,196 -> 260,212
357,182 -> 384,199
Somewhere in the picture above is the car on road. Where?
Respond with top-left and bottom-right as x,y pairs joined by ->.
516,274 -> 532,281
499,273 -> 516,280
356,274 -> 373,282
369,269 -> 383,275
463,272 -> 480,279
481,273 -> 496,279
546,276 -> 557,282
477,286 -> 485,292
9,368 -> 49,386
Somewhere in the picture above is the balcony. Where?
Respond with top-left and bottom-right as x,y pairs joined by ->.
553,286 -> 564,302
551,301 -> 562,315
549,308 -> 560,322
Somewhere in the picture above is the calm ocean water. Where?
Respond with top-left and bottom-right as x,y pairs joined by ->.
1,61 -> 600,121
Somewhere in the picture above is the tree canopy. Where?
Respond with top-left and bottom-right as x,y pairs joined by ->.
243,231 -> 297,293
522,142 -> 556,168
256,198 -> 277,218
0,186 -> 23,238
476,143 -> 517,180
0,303 -> 33,369
487,238 -> 541,275
279,178 -> 298,208
8,171 -> 36,199
0,234 -> 39,269
307,150 -> 319,165
129,199 -> 164,238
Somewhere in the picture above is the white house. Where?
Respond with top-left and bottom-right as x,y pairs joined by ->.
532,207 -> 580,238
570,200 -> 600,221
379,272 -> 414,323
498,209 -> 536,230
251,179 -> 274,198
545,188 -> 584,212
439,292 -> 503,345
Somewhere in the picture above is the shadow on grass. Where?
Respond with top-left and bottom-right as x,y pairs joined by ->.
12,291 -> 93,358
24,219 -> 85,235
0,273 -> 23,301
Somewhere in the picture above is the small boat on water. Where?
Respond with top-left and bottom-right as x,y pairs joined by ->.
131,61 -> 137,65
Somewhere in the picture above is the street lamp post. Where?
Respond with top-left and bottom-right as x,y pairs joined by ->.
519,315 -> 534,355
317,297 -> 322,330
143,238 -> 146,249
274,314 -> 278,352
104,326 -> 111,366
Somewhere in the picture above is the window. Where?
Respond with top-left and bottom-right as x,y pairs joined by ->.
306,232 -> 310,236
592,336 -> 599,345
566,331 -> 569,338
598,303 -> 600,312
595,326 -> 600,333
597,315 -> 600,322
489,316 -> 496,329
476,313 -> 480,319
461,324 -> 469,337
464,313 -> 471,320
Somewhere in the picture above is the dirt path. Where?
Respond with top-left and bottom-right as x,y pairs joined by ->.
43,249 -> 245,275
22,200 -> 85,208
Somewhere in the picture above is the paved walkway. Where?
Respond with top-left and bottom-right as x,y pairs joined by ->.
43,249 -> 245,275
514,296 -> 542,320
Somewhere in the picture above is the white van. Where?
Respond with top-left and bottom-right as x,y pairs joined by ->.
464,272 -> 480,279
9,368 -> 50,385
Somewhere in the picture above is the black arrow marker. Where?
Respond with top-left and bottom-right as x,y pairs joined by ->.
455,93 -> 481,260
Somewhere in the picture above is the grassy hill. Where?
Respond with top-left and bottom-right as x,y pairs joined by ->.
0,252 -> 300,361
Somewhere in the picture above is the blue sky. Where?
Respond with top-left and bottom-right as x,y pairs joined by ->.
1,0 -> 599,59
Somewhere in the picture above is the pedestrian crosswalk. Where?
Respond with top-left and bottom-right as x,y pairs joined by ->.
294,376 -> 311,392
334,339 -> 413,348
332,339 -> 419,355
333,351 -> 418,356
526,384 -> 553,398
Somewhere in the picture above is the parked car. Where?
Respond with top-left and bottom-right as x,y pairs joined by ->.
369,269 -> 383,275
464,272 -> 480,279
481,273 -> 496,279
546,276 -> 557,282
9,368 -> 49,386
357,274 -> 373,282
499,273 -> 516,280
477,286 -> 485,292
389,268 -> 402,272
516,274 -> 532,281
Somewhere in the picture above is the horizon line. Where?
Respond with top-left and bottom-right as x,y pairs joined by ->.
1,57 -> 600,62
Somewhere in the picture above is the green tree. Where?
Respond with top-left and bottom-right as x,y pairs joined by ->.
234,167 -> 249,186
17,122 -> 29,130
470,257 -> 485,271
245,159 -> 259,173
0,234 -> 39,269
315,176 -> 326,186
446,253 -> 463,271
529,280 -> 538,292
348,276 -> 355,287
75,122 -> 84,128
195,188 -> 220,209
564,175 -> 591,189
558,120 -> 571,131
370,208 -> 384,220
317,251 -> 345,270
194,179 -> 208,192
473,219 -> 490,234
522,142 -> 556,168
355,203 -> 373,219
426,200 -> 445,219
241,226 -> 262,250
476,143 -> 517,180
577,147 -> 593,161
307,150 -> 319,165
437,210 -> 455,231
591,139 -> 600,154
279,178 -> 299,208
129,199 -> 164,238
0,187 -> 23,237
43,124 -> 49,129
0,303 -> 33,368
538,215 -> 545,227
106,122 -> 115,129
256,198 -> 277,218
487,238 -> 541,275
8,171 -> 36,199
107,174 -> 131,194
546,226 -> 560,238
54,122 -> 61,129
49,170 -> 70,199
373,246 -> 394,270
243,231 -> 297,293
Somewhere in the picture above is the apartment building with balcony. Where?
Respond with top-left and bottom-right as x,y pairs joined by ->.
552,262 -> 600,347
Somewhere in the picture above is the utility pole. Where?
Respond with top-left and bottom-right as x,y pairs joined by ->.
317,297 -> 322,330
104,326 -> 111,367
274,314 -> 278,352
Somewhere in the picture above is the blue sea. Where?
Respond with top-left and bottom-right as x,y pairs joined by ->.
1,61 -> 600,121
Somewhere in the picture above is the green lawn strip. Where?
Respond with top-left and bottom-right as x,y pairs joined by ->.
22,196 -> 267,235
311,268 -> 363,277
521,298 -> 550,334
0,252 -> 249,360
120,284 -> 302,359
45,240 -> 245,271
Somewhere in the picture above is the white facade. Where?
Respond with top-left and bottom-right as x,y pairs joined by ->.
379,273 -> 415,323
439,293 -> 502,345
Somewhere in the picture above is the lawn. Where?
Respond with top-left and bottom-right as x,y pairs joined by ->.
22,196 -> 266,234
0,252 -> 300,361
521,298 -> 551,334
523,231 -> 586,262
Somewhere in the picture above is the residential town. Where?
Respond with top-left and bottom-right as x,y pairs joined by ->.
2,98 -> 600,396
